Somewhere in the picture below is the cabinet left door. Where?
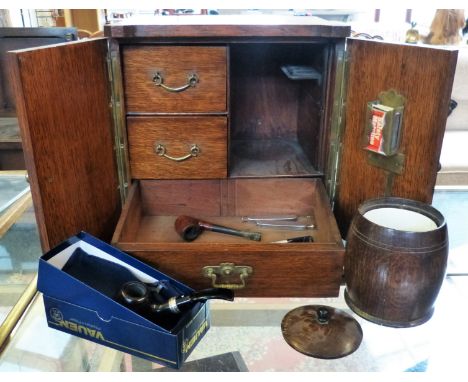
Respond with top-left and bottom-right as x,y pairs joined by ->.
8,39 -> 121,251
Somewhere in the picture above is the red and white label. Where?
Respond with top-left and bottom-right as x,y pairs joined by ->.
367,107 -> 386,153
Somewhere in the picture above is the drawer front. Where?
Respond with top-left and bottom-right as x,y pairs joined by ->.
127,116 -> 227,179
123,46 -> 227,113
128,249 -> 344,298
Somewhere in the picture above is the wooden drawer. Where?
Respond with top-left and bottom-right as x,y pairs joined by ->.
112,178 -> 344,297
127,116 -> 227,179
122,46 -> 227,113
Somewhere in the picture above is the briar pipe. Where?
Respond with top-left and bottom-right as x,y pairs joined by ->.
119,281 -> 234,315
151,287 -> 235,314
175,215 -> 262,242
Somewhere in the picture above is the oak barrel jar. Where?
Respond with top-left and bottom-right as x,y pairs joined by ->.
344,197 -> 448,327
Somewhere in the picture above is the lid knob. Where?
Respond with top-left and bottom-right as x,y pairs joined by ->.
317,307 -> 330,324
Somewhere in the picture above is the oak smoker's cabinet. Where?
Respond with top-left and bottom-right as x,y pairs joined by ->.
9,17 -> 457,297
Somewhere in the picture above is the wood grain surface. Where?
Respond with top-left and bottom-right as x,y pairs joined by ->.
127,116 -> 227,179
9,39 -> 121,251
335,39 -> 458,235
229,43 -> 325,177
104,15 -> 351,39
113,179 -> 344,297
230,44 -> 323,141
122,46 -> 227,113
127,248 -> 344,297
229,139 -> 321,177
344,197 -> 448,326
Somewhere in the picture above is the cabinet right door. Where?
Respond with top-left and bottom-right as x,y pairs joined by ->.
334,38 -> 458,235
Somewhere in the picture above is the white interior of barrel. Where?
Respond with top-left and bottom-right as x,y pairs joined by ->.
363,207 -> 438,232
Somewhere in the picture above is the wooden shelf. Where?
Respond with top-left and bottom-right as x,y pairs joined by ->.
229,138 -> 322,178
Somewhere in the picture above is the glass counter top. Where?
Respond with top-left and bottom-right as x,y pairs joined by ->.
0,276 -> 467,373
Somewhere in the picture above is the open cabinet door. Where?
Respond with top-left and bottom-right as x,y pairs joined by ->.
9,39 -> 120,251
334,38 -> 458,235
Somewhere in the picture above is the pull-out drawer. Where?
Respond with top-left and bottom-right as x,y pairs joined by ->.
127,116 -> 227,179
122,45 -> 227,113
112,178 -> 344,297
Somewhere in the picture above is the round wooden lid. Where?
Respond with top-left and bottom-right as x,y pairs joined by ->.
281,305 -> 363,359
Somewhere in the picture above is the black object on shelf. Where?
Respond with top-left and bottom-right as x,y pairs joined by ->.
281,65 -> 322,82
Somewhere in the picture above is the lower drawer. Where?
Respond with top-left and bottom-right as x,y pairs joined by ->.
127,116 -> 227,179
112,178 -> 344,297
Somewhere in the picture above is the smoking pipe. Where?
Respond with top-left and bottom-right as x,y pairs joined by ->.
174,215 -> 262,242
151,287 -> 234,314
119,281 -> 234,315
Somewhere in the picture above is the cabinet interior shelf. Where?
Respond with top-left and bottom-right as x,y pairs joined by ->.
229,138 -> 322,178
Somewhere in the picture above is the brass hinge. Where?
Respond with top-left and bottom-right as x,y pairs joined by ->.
326,41 -> 348,208
106,56 -> 113,83
107,40 -> 130,203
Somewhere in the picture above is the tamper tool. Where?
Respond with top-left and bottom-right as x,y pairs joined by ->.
272,235 -> 314,243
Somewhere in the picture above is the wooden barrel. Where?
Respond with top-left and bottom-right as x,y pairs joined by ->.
344,197 -> 448,327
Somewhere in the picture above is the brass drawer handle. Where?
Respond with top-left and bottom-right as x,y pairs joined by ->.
202,263 -> 253,290
155,143 -> 200,162
152,72 -> 199,93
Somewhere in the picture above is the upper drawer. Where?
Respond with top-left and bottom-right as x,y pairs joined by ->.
122,46 -> 227,113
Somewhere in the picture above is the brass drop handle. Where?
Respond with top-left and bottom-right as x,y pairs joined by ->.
155,143 -> 200,162
152,72 -> 199,93
202,263 -> 253,290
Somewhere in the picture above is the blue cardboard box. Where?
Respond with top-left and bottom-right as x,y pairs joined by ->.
37,232 -> 210,369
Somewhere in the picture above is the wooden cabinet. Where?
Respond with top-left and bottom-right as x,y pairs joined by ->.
8,16 -> 458,297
